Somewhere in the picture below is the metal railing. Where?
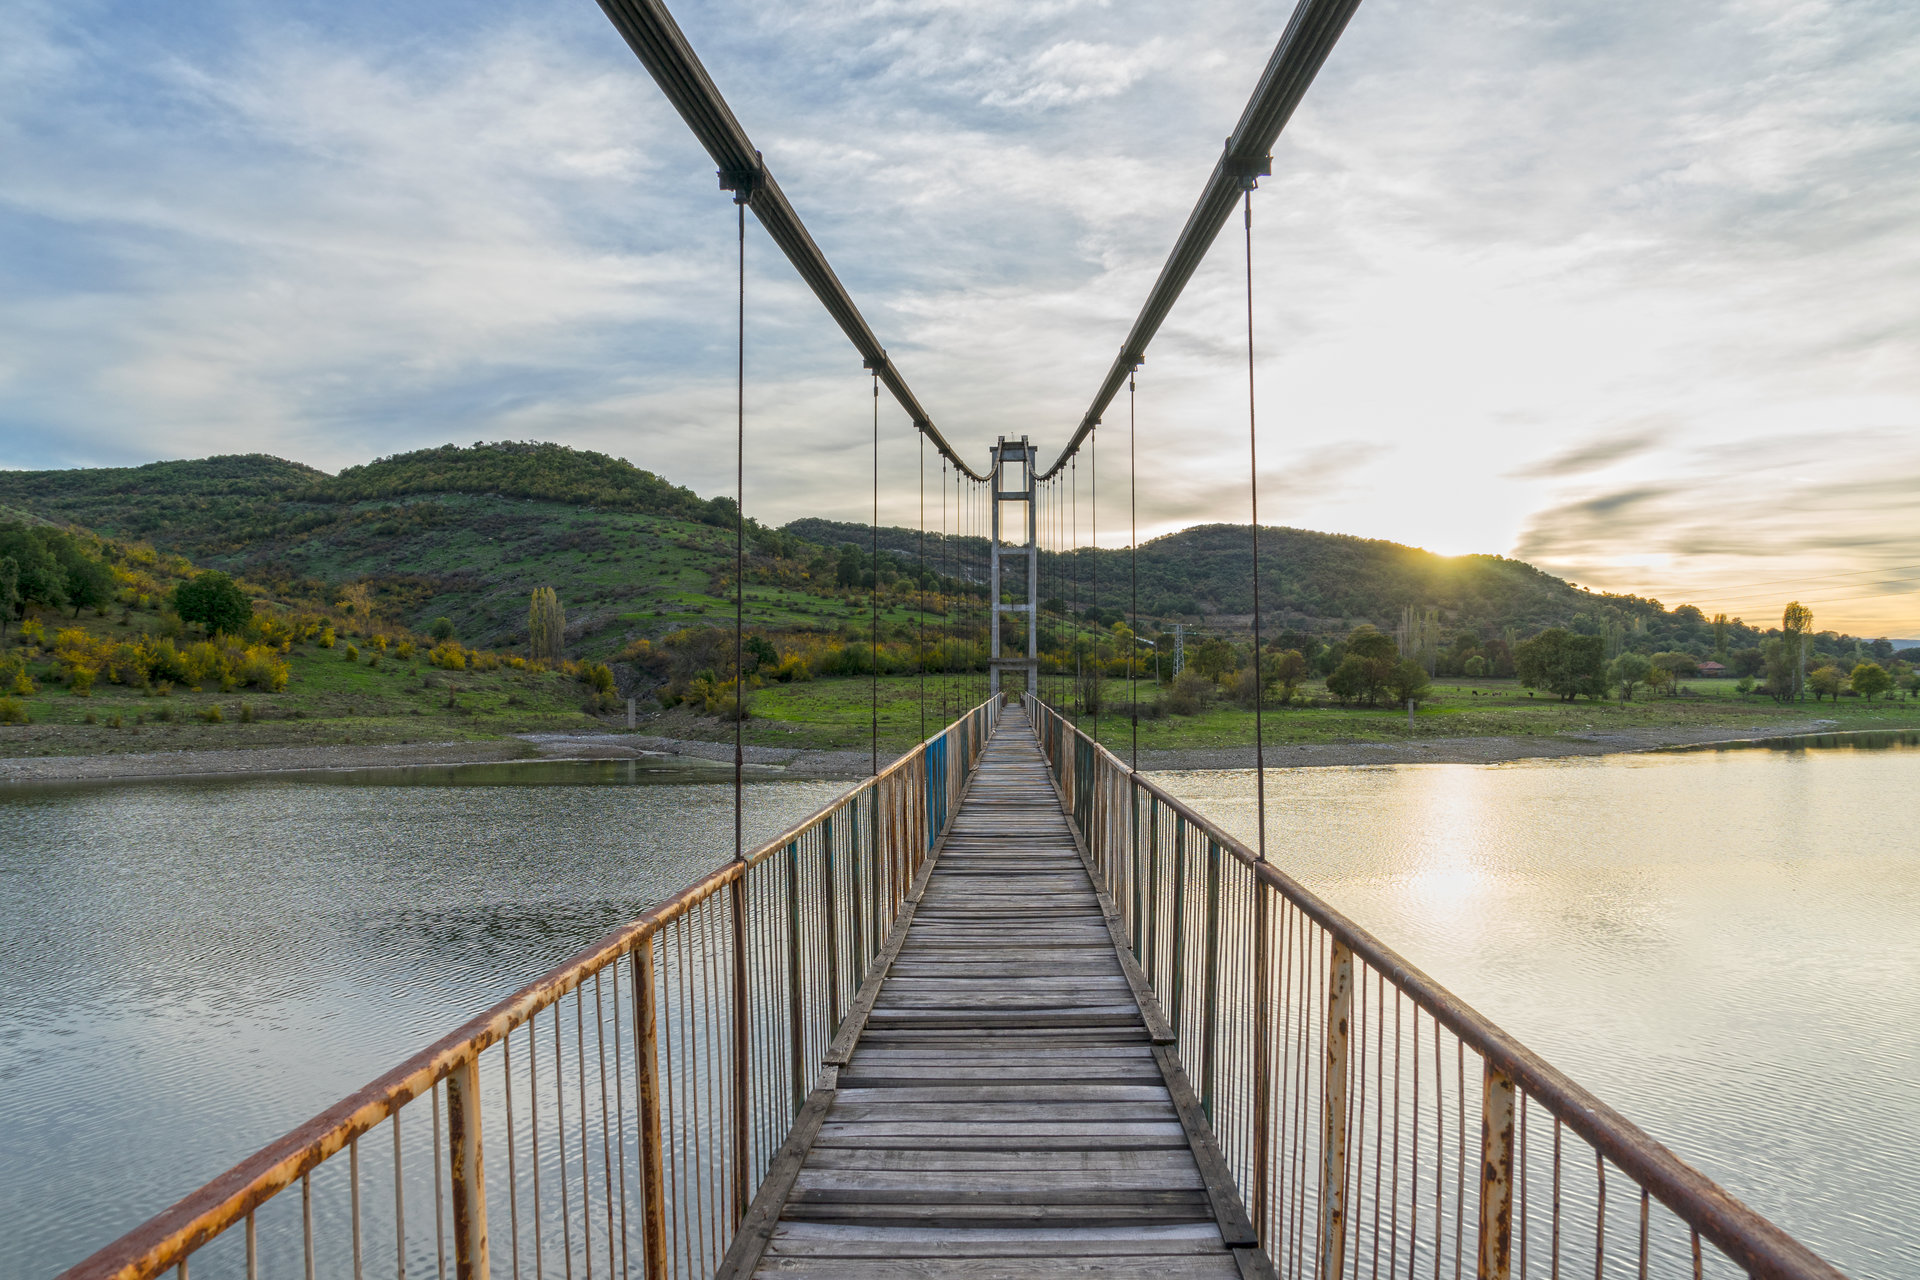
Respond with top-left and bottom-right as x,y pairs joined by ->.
59,697 -> 1000,1280
1024,694 -> 1848,1280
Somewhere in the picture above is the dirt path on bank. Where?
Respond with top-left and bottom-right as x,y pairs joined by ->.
0,732 -> 881,785
0,717 -> 1868,786
1127,718 -> 1844,771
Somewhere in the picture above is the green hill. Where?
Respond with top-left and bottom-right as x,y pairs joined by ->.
0,442 -> 1732,660
0,444 -> 828,653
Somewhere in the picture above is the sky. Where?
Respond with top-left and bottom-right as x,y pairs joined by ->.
1,0 -> 1916,637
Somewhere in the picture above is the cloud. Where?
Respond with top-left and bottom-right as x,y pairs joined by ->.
0,0 -> 1916,636
1510,426 -> 1664,479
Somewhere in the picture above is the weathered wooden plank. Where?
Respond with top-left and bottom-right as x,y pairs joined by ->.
755,1256 -> 1243,1278
762,1221 -> 1227,1256
793,1168 -> 1207,1192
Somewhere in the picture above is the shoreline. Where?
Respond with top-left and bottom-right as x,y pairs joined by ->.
0,718 -> 1864,786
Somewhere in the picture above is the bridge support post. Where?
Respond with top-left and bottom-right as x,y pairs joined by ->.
986,435 -> 1039,699
1479,1062 -> 1517,1280
1318,940 -> 1354,1279
447,1055 -> 490,1280
633,942 -> 668,1279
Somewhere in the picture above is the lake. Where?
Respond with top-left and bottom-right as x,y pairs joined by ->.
3,734 -> 1915,1278
0,760 -> 849,1280
1148,731 -> 1920,1280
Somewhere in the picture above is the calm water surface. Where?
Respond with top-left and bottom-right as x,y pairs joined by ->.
0,761 -> 847,1279
1150,732 -> 1920,1280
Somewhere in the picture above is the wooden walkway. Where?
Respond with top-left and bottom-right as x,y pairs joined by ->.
735,705 -> 1263,1279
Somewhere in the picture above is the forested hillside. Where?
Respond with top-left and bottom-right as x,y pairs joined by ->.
0,442 -> 1817,664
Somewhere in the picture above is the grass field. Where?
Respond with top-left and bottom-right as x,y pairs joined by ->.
0,608 -> 606,758
8,626 -> 1916,762
646,671 -> 1920,755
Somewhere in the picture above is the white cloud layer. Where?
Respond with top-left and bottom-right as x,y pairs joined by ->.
1,0 -> 1915,633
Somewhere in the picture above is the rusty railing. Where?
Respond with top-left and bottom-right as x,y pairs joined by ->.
60,696 -> 1000,1280
1024,693 -> 1846,1280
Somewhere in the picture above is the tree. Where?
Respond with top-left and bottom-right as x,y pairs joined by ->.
0,524 -> 68,614
1649,651 -> 1697,696
430,616 -> 456,641
62,550 -> 113,617
1269,649 -> 1308,705
1807,666 -> 1844,702
1762,638 -> 1797,702
1385,659 -> 1432,708
528,587 -> 566,662
1346,625 -> 1397,662
1850,661 -> 1892,701
0,556 -> 15,634
1326,653 -> 1395,706
173,571 -> 253,636
1514,628 -> 1608,701
1609,652 -> 1652,701
1730,647 -> 1766,678
1782,601 -> 1813,700
1710,613 -> 1731,658
1190,637 -> 1237,681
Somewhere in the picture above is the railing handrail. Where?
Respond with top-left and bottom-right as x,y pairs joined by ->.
58,698 -> 1001,1280
1025,694 -> 1847,1280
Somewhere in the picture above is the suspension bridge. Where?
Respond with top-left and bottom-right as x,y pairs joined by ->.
61,1 -> 1854,1278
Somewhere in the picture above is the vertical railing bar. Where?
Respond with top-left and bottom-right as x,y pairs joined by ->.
1433,1012 -> 1444,1280
303,1170 -> 315,1280
1388,993 -> 1402,1280
350,1133 -> 364,1280
529,1019 -> 545,1280
505,1028 -> 522,1280
1292,911 -> 1315,1277
1370,971 -> 1387,1280
448,1053 -> 490,1280
1201,839 -> 1221,1123
1478,1060 -> 1517,1280
787,840 -> 805,1115
1455,1037 -> 1466,1280
1636,1187 -> 1650,1280
1550,1119 -> 1562,1280
246,1212 -> 257,1280
609,959 -> 630,1280
1410,1008 -> 1422,1280
394,1103 -> 408,1280
554,1002 -> 573,1280
595,973 -> 617,1278
1592,1155 -> 1606,1280
1348,957 -> 1368,1280
1517,1091 -> 1528,1280
634,938 -> 667,1280
574,985 -> 594,1280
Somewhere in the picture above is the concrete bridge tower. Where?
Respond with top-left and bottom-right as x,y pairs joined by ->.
987,435 -> 1038,698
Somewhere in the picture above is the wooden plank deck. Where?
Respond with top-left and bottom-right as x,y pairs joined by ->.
741,704 -> 1262,1279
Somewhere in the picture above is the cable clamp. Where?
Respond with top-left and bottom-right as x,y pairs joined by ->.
718,151 -> 765,204
1222,143 -> 1271,191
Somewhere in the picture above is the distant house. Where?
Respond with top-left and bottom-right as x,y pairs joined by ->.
1698,660 -> 1728,678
